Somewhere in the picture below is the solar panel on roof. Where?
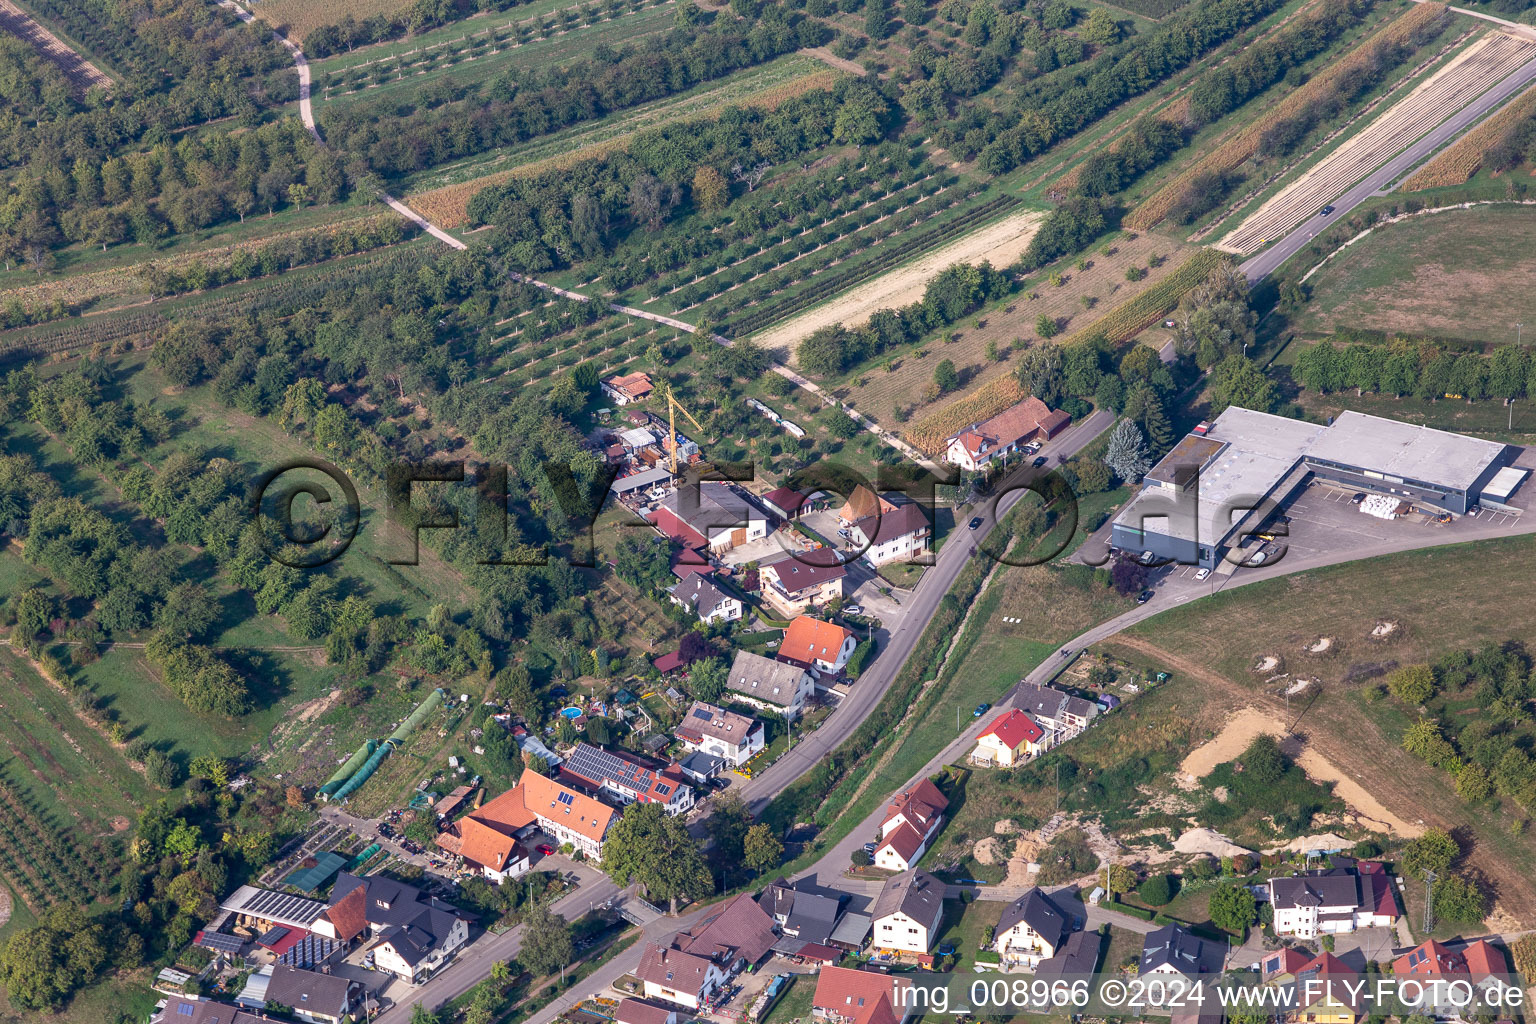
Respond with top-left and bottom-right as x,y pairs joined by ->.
198,931 -> 245,954
557,791 -> 574,805
692,708 -> 714,721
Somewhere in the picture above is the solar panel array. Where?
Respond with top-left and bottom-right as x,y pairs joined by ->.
568,743 -> 657,790
197,931 -> 246,955
278,935 -> 338,969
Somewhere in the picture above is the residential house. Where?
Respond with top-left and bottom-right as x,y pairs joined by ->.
942,397 -> 1071,471
760,554 -> 847,616
151,998 -> 275,1024
616,998 -> 680,1024
309,873 -> 470,984
1284,952 -> 1363,1024
1035,928 -> 1103,981
602,372 -> 654,405
780,616 -> 858,675
837,487 -> 896,526
727,650 -> 816,721
653,484 -> 769,555
760,880 -> 845,960
1354,861 -> 1401,927
1015,683 -> 1099,745
636,943 -> 728,1010
871,870 -> 946,955
875,779 -> 949,872
1261,947 -> 1312,984
994,888 -> 1078,969
674,701 -> 765,766
678,750 -> 724,784
813,966 -> 913,1024
1139,924 -> 1224,979
850,503 -> 931,567
971,709 -> 1047,767
1393,937 -> 1509,1012
668,574 -> 743,625
562,743 -> 695,817
437,773 -> 615,863
262,966 -> 360,1024
1268,874 -> 1362,940
434,813 -> 532,884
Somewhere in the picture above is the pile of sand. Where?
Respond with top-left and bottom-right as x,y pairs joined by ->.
1173,828 -> 1252,858
1307,637 -> 1334,654
1177,708 -> 1286,782
1370,621 -> 1399,639
1253,655 -> 1282,673
994,819 -> 1019,835
974,837 -> 1002,866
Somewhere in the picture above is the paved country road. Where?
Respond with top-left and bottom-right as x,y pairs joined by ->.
1242,22 -> 1536,283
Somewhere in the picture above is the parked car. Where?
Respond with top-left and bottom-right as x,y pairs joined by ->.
537,843 -> 556,856
862,842 -> 877,856
974,702 -> 991,717
968,516 -> 984,530
844,604 -> 863,616
1194,567 -> 1211,581
1139,550 -> 1157,565
1032,455 -> 1049,468
1136,589 -> 1154,604
1248,550 -> 1268,566
1350,492 -> 1366,504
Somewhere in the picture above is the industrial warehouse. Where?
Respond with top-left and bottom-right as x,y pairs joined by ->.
1111,407 -> 1526,569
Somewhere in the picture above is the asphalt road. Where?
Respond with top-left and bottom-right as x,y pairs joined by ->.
1240,45 -> 1536,283
733,408 -> 1117,815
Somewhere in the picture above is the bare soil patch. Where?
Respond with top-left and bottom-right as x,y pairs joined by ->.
764,210 -> 1046,360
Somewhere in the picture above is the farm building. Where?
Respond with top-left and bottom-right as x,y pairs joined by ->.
602,372 -> 654,405
942,396 -> 1071,471
1111,407 -> 1520,569
651,483 -> 769,555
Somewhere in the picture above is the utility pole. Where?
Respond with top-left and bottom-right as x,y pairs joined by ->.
1423,869 -> 1437,934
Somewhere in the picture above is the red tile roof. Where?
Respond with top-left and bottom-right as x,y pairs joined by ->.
650,507 -> 708,550
1463,940 -> 1506,976
814,966 -> 909,1024
876,821 -> 928,865
616,999 -> 676,1024
761,487 -> 807,516
1294,952 -> 1362,1013
978,709 -> 1044,750
781,616 -> 854,667
322,885 -> 368,942
474,773 -> 616,844
884,779 -> 949,834
948,397 -> 1062,458
1262,947 -> 1310,980
1394,939 -> 1467,978
654,649 -> 685,674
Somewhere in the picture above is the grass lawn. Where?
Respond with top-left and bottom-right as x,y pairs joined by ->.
1100,924 -> 1142,974
936,898 -> 1004,972
1105,533 -> 1536,922
1287,205 -> 1536,345
761,973 -> 814,1024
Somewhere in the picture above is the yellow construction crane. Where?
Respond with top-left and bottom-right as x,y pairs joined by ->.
664,384 -> 705,474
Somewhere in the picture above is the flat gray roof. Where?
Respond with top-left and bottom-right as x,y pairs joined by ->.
1114,407 -> 1509,549
1304,410 -> 1506,491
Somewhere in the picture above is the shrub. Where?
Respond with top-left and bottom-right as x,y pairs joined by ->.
1139,873 -> 1176,905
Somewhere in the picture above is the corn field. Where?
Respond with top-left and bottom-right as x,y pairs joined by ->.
1056,248 -> 1229,348
904,376 -> 1026,455
1126,2 -> 1450,230
1403,80 -> 1536,190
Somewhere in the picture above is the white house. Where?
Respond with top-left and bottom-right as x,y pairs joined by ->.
1015,683 -> 1099,745
874,779 -> 949,872
727,650 -> 816,722
850,503 -> 931,567
563,743 -> 695,817
674,701 -> 765,766
667,574 -> 743,625
602,372 -> 654,406
311,874 -> 471,984
994,888 -> 1076,969
942,397 -> 1070,471
780,616 -> 858,675
636,944 -> 728,1010
871,871 -> 945,955
971,709 -> 1047,767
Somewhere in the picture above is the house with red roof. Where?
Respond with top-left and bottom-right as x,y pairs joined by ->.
942,396 -> 1071,472
1261,946 -> 1311,984
780,616 -> 858,674
813,966 -> 913,1024
1284,952 -> 1364,1024
875,779 -> 949,872
1393,938 -> 1510,1015
602,371 -> 654,406
971,709 -> 1046,767
760,552 -> 847,616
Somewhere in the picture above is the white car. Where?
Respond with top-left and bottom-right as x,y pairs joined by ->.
1248,551 -> 1268,567
1194,568 -> 1211,581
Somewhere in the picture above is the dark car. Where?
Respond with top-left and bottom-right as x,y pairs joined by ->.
1136,589 -> 1155,604
1033,455 -> 1049,468
862,842 -> 877,856
968,516 -> 984,530
1319,205 -> 1335,216
974,702 -> 991,717
1351,492 -> 1366,504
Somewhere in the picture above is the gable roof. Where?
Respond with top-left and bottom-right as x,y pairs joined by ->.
1293,952 -> 1363,1012
728,650 -> 810,707
875,821 -> 929,865
616,998 -> 677,1024
996,888 -> 1069,950
676,892 -> 779,964
852,503 -> 930,548
1262,946 -> 1311,980
604,372 -> 654,400
636,943 -> 718,994
263,966 -> 353,1017
760,487 -> 807,517
946,397 -> 1059,458
814,966 -> 910,1024
1036,928 -> 1102,979
1016,682 -> 1099,724
563,743 -> 690,807
1140,924 -> 1223,977
978,709 -> 1045,751
321,885 -> 368,943
658,483 -> 765,534
1394,939 -> 1469,978
475,773 -> 617,844
838,487 -> 895,523
153,997 -> 275,1024
675,701 -> 760,747
670,575 -> 736,618
1462,939 -> 1507,976
437,815 -> 527,874
884,779 -> 949,834
1269,874 -> 1359,911
762,554 -> 847,592
781,617 -> 855,667
871,870 -> 944,927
